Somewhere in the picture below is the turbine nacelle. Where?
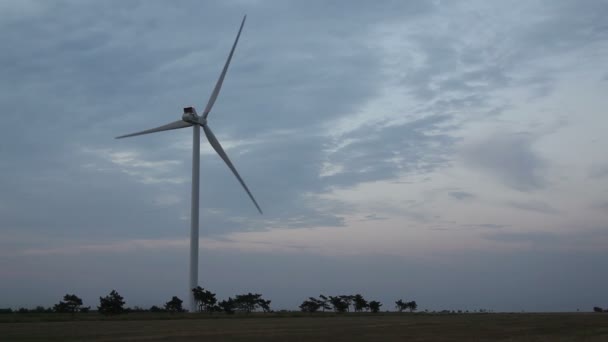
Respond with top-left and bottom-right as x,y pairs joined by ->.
182,107 -> 207,125
182,107 -> 199,123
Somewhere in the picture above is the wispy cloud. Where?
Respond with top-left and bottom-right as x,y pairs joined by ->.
588,164 -> 608,179
19,238 -> 189,256
449,191 -> 476,200
81,148 -> 187,184
462,133 -> 547,191
471,223 -> 506,230
507,200 -> 560,215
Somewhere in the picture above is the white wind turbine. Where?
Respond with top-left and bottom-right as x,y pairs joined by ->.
115,15 -> 262,312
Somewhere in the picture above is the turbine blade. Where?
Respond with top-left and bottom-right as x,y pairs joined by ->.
202,15 -> 246,120
115,120 -> 192,139
202,124 -> 263,214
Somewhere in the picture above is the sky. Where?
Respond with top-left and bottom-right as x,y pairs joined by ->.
1,0 -> 607,312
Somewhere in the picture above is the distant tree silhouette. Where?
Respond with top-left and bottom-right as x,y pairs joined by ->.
408,301 -> 418,312
593,306 -> 604,313
149,305 -> 164,312
218,297 -> 236,314
300,297 -> 322,313
234,293 -> 257,313
98,290 -> 126,315
192,286 -> 217,313
33,306 -> 47,313
318,295 -> 331,312
341,295 -> 355,312
258,298 -> 272,313
232,293 -> 271,313
368,301 -> 382,313
53,294 -> 84,313
353,294 -> 369,312
395,299 -> 406,312
329,296 -> 349,313
164,296 -> 185,313
395,299 -> 418,312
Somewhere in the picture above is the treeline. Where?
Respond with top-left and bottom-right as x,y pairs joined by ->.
192,286 -> 271,314
299,294 -> 416,314
0,287 -> 272,315
1,287 -> 422,315
300,294 -> 382,313
2,286 -> 605,315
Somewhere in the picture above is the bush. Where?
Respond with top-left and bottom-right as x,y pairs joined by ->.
32,306 -> 48,313
149,305 -> 165,312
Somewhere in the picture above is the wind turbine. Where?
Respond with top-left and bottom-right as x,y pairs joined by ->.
115,15 -> 262,312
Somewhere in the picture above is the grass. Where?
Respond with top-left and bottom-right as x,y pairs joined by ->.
1,312 -> 607,341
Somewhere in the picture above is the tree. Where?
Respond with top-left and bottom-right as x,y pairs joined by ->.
218,297 -> 236,314
395,299 -> 406,312
340,295 -> 355,312
192,286 -> 217,313
53,303 -> 68,313
257,298 -> 272,313
53,294 -> 83,313
234,293 -> 259,313
98,290 -> 126,315
593,306 -> 604,313
408,301 -> 418,313
164,296 -> 185,313
300,297 -> 322,313
369,301 -> 382,313
318,295 -> 331,312
353,294 -> 368,312
329,296 -> 349,313
232,293 -> 271,313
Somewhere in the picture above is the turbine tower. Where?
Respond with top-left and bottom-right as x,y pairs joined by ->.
115,15 -> 262,312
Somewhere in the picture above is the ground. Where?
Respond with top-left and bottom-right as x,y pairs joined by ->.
1,312 -> 607,341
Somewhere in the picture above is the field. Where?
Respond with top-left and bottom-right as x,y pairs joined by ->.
1,312 -> 607,341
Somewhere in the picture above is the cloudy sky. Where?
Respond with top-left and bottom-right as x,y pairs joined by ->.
1,0 -> 607,312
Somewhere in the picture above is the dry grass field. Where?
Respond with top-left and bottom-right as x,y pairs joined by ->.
1,312 -> 607,341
